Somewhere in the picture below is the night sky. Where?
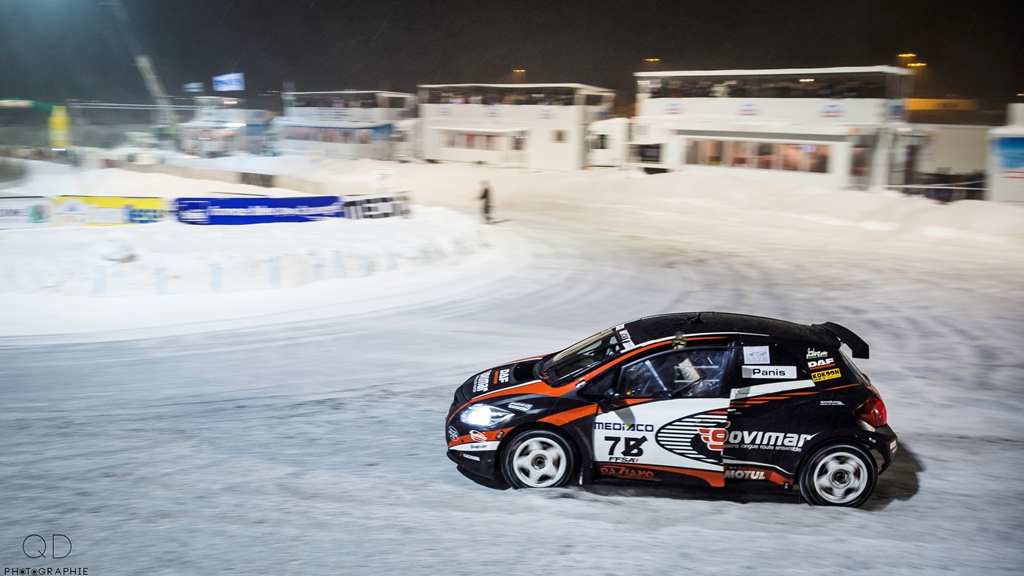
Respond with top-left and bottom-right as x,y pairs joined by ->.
1,0 -> 1022,107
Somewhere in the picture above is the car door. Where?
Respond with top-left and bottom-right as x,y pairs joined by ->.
720,343 -> 816,485
593,346 -> 737,487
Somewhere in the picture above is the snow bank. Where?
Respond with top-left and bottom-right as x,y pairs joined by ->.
3,154 -> 1023,340
0,206 -> 483,297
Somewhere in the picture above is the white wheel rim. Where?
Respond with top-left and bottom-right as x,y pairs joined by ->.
812,451 -> 868,504
512,437 -> 567,488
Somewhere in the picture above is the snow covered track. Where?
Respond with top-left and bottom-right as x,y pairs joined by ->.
1,162 -> 1023,574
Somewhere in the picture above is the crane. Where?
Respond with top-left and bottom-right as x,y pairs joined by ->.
103,0 -> 178,127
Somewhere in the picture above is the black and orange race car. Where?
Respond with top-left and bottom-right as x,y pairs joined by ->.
445,312 -> 897,507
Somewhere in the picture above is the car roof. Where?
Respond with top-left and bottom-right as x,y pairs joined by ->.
626,312 -> 840,349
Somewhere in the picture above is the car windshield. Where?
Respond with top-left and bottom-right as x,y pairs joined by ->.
537,329 -> 624,385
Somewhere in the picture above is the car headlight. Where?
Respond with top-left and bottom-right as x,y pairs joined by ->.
459,404 -> 514,428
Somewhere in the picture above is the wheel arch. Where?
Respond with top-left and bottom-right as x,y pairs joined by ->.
497,422 -> 588,484
797,432 -> 885,479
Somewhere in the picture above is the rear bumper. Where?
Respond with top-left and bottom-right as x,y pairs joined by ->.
862,424 -> 898,472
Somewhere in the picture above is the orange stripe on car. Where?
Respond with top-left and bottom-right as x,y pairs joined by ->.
619,464 -> 725,488
539,405 -> 598,426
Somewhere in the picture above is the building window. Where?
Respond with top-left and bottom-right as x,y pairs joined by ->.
704,140 -> 723,165
553,130 -> 567,143
754,142 -> 775,169
851,145 -> 871,176
592,134 -> 608,150
782,144 -> 804,171
727,141 -> 749,167
512,135 -> 526,151
809,145 -> 830,173
781,144 -> 831,172
683,140 -> 829,173
685,140 -> 699,164
638,144 -> 661,163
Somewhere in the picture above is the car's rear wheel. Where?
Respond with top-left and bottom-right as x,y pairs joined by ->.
799,442 -> 877,507
501,430 -> 575,489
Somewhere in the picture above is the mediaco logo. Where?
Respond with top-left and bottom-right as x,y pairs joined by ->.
11,534 -> 88,575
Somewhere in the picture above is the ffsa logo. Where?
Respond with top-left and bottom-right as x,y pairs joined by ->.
23,534 -> 72,559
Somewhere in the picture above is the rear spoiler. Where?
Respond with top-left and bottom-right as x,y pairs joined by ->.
812,322 -> 870,359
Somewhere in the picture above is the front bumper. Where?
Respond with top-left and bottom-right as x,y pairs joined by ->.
447,447 -> 500,480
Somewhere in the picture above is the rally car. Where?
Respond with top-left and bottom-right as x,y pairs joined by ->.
445,312 -> 896,507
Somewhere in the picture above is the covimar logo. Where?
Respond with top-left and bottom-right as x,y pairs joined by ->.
727,430 -> 815,450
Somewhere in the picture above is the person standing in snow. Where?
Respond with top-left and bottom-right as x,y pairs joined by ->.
478,180 -> 493,224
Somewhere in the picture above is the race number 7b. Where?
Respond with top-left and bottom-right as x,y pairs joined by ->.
605,436 -> 647,457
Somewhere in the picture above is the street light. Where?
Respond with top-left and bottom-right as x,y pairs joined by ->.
641,58 -> 661,72
907,62 -> 927,68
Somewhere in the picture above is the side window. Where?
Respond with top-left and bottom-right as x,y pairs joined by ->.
581,368 -> 617,398
737,344 -> 810,383
621,348 -> 734,399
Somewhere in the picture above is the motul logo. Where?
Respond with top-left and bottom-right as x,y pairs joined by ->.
724,469 -> 766,480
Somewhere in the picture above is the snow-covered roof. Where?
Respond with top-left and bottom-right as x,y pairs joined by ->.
635,66 -> 912,78
431,125 -> 529,134
285,91 -> 415,98
418,83 -> 613,93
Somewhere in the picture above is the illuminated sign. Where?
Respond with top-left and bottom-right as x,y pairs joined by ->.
212,73 -> 245,92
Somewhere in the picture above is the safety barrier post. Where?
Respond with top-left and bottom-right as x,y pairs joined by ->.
92,266 -> 107,297
155,268 -> 168,295
211,263 -> 223,293
269,256 -> 281,288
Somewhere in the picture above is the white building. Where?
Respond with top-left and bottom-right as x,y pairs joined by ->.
418,83 -> 615,171
987,104 -> 1024,203
178,96 -> 271,157
271,91 -> 416,160
626,66 -> 925,189
587,117 -> 630,167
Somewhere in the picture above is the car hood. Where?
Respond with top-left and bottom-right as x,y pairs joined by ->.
459,358 -> 542,400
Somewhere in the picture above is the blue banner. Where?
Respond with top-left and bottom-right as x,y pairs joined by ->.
175,196 -> 345,225
212,72 -> 245,92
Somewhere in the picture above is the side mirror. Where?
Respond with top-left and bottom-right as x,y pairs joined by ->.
602,388 -> 625,408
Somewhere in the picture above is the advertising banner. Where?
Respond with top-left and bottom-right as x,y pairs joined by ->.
343,193 -> 411,220
51,196 -> 168,227
175,196 -> 345,225
213,72 -> 245,92
0,197 -> 50,229
994,137 -> 1024,179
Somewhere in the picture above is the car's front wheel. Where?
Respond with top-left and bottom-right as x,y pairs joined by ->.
501,429 -> 576,489
799,442 -> 878,507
